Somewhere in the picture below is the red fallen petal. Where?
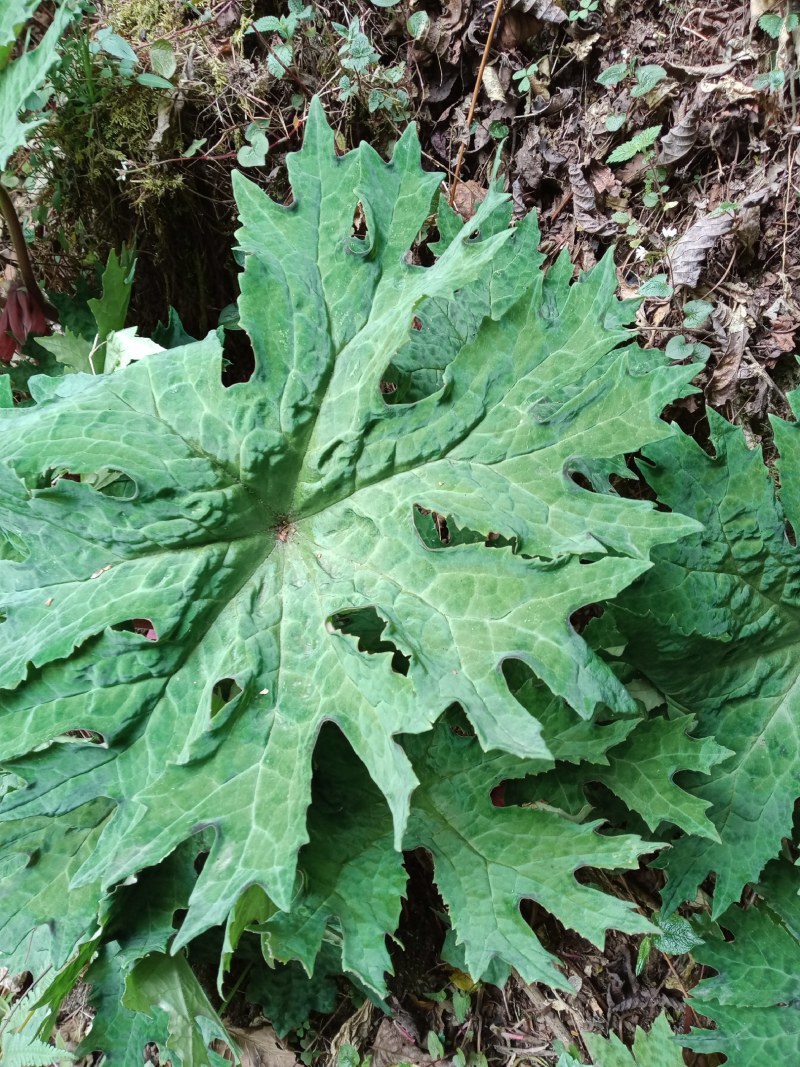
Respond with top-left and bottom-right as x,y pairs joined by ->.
0,305 -> 18,362
5,287 -> 25,342
0,330 -> 17,362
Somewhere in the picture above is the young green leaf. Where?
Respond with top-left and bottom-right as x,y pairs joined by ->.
596,62 -> 629,86
607,125 -> 661,164
758,11 -> 784,37
630,64 -> 667,98
638,274 -> 673,299
149,39 -> 177,79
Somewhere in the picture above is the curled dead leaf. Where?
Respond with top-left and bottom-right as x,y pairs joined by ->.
451,179 -> 487,220
670,210 -> 735,290
213,1024 -> 299,1067
670,186 -> 776,289
506,0 -> 567,22
568,164 -> 614,235
657,108 -> 699,166
481,64 -> 506,103
371,1019 -> 435,1067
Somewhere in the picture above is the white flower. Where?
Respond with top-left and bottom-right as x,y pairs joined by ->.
634,245 -> 647,261
662,225 -> 678,238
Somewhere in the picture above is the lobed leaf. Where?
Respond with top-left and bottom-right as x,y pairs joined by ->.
605,409 -> 800,914
679,861 -> 800,1066
0,0 -> 79,170
0,101 -> 702,1023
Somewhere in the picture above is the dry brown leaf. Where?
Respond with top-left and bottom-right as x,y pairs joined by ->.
452,179 -> 487,219
326,1000 -> 375,1067
514,125 -> 544,191
498,10 -> 542,49
670,210 -> 735,289
587,160 -> 620,197
568,164 -> 614,235
657,108 -> 699,166
736,203 -> 761,257
670,186 -> 777,289
565,33 -> 599,61
708,333 -> 746,407
371,1019 -> 435,1067
411,0 -> 468,63
525,86 -> 575,117
699,74 -> 757,101
665,59 -> 740,78
506,0 -> 567,22
215,1025 -> 300,1067
481,64 -> 506,103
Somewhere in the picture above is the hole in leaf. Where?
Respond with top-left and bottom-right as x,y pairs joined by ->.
63,729 -> 106,745
380,308 -> 447,407
111,619 -> 158,641
221,325 -> 256,385
413,505 -> 517,553
328,607 -> 410,675
567,469 -> 594,491
570,602 -> 604,635
348,201 -> 370,255
0,530 -> 28,562
87,470 -> 137,499
37,469 -> 138,499
413,505 -> 451,547
144,1042 -> 161,1064
40,468 -> 80,489
211,677 -> 243,719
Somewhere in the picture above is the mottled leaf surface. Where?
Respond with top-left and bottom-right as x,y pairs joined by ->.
0,101 -> 699,1026
680,863 -> 800,1066
605,410 -> 800,913
585,1013 -> 685,1065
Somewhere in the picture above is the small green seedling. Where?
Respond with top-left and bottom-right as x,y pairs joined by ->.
569,0 -> 598,21
512,60 -> 541,94
248,0 -> 315,80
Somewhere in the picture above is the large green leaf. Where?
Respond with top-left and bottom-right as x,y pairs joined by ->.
403,724 -> 655,988
264,721 -> 653,994
81,946 -> 235,1067
0,101 -> 699,989
604,409 -> 800,913
583,1013 -> 685,1065
0,0 -> 78,170
505,668 -> 730,836
679,861 -> 800,1066
0,0 -> 40,70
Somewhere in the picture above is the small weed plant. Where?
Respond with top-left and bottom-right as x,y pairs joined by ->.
2,7 -> 800,1067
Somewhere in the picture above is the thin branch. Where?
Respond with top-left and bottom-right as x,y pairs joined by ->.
448,0 -> 505,205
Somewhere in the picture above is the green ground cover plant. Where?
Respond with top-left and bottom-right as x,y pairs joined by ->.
2,6 -> 800,1065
